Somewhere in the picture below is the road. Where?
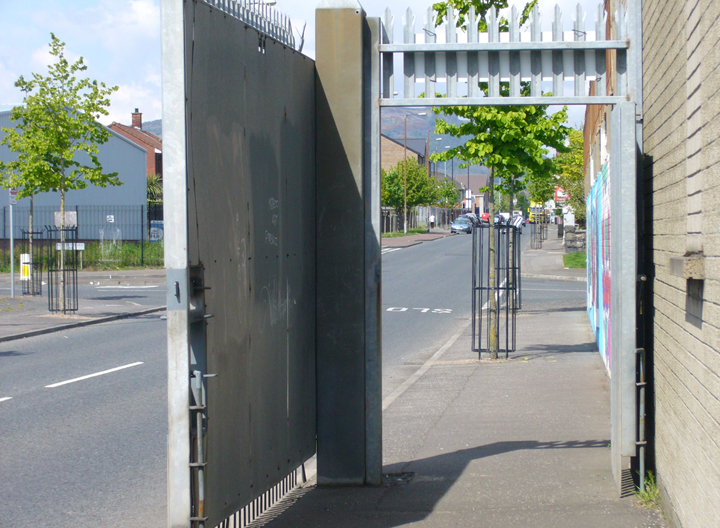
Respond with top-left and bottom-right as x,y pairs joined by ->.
0,231 -> 586,526
0,314 -> 167,528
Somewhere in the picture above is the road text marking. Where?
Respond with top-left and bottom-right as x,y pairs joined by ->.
46,362 -> 144,389
387,307 -> 452,313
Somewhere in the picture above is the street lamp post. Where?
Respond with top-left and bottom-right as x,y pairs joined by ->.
404,112 -> 426,235
433,137 -> 442,178
444,145 -> 450,180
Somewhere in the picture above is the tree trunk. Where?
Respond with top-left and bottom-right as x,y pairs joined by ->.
488,166 -> 498,358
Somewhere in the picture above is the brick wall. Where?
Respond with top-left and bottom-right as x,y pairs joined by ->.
381,136 -> 423,173
643,0 -> 720,526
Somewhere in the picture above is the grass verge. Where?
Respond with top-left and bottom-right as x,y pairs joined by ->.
382,227 -> 429,238
563,251 -> 586,269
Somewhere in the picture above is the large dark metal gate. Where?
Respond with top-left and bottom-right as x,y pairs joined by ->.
472,224 -> 521,358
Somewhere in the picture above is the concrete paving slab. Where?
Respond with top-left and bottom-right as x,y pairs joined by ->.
255,308 -> 666,528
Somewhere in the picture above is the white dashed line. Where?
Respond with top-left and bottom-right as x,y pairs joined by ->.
382,247 -> 401,254
45,362 -> 144,389
0,397 -> 12,403
96,285 -> 159,289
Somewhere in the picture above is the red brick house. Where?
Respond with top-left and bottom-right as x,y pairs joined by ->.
109,109 -> 162,177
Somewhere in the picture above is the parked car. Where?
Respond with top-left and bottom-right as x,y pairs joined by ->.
450,216 -> 473,234
459,213 -> 480,226
481,212 -> 490,223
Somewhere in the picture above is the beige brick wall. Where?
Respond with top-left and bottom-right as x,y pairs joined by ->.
643,0 -> 720,526
381,136 -> 423,173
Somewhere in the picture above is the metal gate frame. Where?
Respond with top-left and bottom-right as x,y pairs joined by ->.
371,0 -> 643,493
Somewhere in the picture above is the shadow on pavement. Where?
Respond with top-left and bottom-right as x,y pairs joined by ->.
264,439 -> 610,528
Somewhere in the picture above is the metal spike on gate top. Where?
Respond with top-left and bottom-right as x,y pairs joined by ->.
467,5 -> 479,98
425,6 -> 437,99
467,5 -> 477,42
488,7 -> 499,98
403,8 -> 415,98
488,6 -> 498,42
552,4 -> 564,97
615,2 -> 627,97
574,4 -> 587,96
595,3 -> 607,96
383,8 -> 394,99
616,2 -> 627,40
509,5 -> 521,98
530,4 -> 542,97
403,8 -> 414,43
384,7 -> 394,43
446,6 -> 458,98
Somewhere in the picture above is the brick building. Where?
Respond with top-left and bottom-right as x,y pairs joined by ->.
584,1 -> 720,526
381,134 -> 426,172
109,109 -> 162,177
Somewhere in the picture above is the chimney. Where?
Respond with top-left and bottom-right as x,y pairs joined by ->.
132,108 -> 142,129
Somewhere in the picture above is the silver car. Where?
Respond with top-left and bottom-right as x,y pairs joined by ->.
451,216 -> 473,234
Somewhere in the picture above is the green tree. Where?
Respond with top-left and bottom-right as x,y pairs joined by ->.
433,0 -> 538,33
430,0 -> 568,356
147,173 -> 163,203
554,128 -> 586,225
527,171 -> 555,204
0,33 -> 119,310
382,157 -> 438,221
435,178 -> 460,208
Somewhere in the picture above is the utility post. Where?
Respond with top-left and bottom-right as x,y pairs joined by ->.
403,112 -> 426,235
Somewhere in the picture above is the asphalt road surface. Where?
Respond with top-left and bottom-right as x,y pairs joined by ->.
0,314 -> 167,528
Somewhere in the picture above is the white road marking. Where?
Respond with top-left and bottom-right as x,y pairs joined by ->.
382,323 -> 467,411
382,247 -> 401,254
45,362 -> 144,389
96,285 -> 159,289
0,397 -> 12,403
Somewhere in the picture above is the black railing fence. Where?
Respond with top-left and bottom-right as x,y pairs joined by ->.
381,206 -> 465,234
1,204 -> 165,269
1,205 -> 153,241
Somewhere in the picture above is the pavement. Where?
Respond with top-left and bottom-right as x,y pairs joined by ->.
0,269 -> 166,343
0,230 -> 665,527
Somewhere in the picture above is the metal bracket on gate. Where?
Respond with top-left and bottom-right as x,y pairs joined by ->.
189,370 -> 217,528
187,264 -> 215,527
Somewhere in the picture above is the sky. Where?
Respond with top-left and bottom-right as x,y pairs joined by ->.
0,0 -> 602,127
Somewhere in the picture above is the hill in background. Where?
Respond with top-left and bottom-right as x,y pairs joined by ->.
143,119 -> 162,138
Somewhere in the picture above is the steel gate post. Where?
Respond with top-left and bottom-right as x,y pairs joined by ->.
161,0 -> 192,525
315,0 -> 382,486
610,101 -> 638,494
